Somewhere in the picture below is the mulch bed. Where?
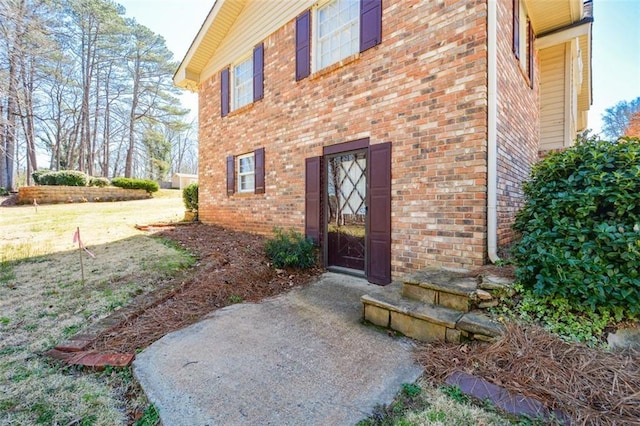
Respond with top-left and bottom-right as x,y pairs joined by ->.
417,323 -> 640,425
90,223 -> 323,354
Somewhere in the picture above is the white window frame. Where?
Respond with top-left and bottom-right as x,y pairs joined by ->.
313,0 -> 360,72
232,54 -> 253,111
237,152 -> 255,193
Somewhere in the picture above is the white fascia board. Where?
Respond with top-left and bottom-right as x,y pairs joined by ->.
535,21 -> 591,49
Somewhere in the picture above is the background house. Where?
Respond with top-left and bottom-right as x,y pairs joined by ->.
171,173 -> 198,190
175,0 -> 592,284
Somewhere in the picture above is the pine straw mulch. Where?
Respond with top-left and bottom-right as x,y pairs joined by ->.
417,322 -> 640,425
89,223 -> 323,354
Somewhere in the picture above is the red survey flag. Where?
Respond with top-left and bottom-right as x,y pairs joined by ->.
72,229 -> 96,258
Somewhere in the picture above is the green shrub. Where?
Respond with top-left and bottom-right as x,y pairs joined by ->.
89,177 -> 110,187
182,183 -> 198,212
265,228 -> 316,269
513,137 -> 640,315
37,170 -> 89,186
111,177 -> 159,193
32,169 -> 51,185
0,187 -> 8,196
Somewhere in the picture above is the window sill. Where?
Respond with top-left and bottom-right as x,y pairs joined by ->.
308,52 -> 361,81
226,99 -> 259,118
514,55 -> 532,89
233,191 -> 256,197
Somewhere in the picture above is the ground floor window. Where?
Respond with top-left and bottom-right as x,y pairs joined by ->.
237,153 -> 255,193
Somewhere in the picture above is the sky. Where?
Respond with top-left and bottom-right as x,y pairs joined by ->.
117,0 -> 640,135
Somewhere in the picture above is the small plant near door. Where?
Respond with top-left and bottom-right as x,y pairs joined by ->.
265,227 -> 316,269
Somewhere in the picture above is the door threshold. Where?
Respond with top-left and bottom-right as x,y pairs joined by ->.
326,266 -> 366,279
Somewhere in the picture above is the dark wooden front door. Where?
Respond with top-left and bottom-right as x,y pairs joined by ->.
326,151 -> 367,271
304,141 -> 391,285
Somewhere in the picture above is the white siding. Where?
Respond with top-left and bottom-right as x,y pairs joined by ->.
201,0 -> 317,82
539,43 -> 566,151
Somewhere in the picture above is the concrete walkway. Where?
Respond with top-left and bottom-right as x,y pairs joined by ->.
133,273 -> 423,425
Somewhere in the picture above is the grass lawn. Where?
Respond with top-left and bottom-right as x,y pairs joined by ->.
0,190 -> 192,425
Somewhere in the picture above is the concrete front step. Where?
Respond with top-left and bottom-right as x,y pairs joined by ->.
362,289 -> 503,343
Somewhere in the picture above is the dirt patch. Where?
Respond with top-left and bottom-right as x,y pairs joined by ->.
417,323 -> 640,425
90,223 -> 323,353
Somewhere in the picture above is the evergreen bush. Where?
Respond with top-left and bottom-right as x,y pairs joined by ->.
89,177 -> 110,187
182,183 -> 198,212
32,169 -> 51,185
37,170 -> 89,186
111,177 -> 159,193
265,228 -> 317,269
513,137 -> 640,314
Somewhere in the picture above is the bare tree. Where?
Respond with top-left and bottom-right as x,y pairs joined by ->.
602,97 -> 640,140
1,0 -> 195,185
123,20 -> 186,177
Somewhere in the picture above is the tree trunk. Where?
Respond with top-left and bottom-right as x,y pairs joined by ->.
125,53 -> 140,178
20,56 -> 38,184
0,103 -> 6,189
4,43 -> 19,191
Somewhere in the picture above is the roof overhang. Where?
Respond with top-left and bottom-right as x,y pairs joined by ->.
529,0 -> 593,114
535,18 -> 593,115
174,0 -> 248,91
525,0 -> 584,35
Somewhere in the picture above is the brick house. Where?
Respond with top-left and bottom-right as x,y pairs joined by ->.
175,0 -> 593,285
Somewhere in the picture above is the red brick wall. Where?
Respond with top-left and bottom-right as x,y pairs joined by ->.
198,0 -> 490,276
495,0 -> 540,250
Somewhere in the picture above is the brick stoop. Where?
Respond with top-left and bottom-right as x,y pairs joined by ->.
361,268 -> 512,343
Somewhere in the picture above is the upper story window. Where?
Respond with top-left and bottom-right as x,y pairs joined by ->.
315,0 -> 360,71
237,152 -> 255,193
513,0 -> 534,86
295,0 -> 382,81
233,56 -> 253,110
220,44 -> 264,117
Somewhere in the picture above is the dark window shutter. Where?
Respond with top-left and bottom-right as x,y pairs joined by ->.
360,0 -> 382,52
226,155 -> 235,196
254,147 -> 265,194
253,43 -> 264,102
295,11 -> 311,81
512,0 -> 520,59
528,20 -> 534,86
305,156 -> 321,244
221,67 -> 230,117
366,142 -> 392,285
